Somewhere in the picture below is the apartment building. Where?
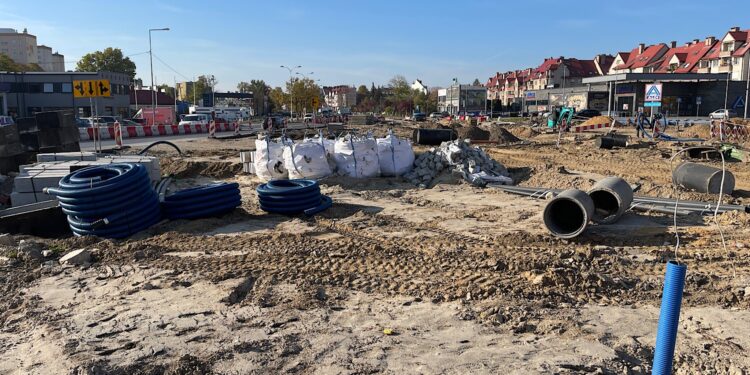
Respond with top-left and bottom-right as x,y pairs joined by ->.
609,43 -> 669,74
697,27 -> 750,80
323,85 -> 357,110
0,28 -> 65,71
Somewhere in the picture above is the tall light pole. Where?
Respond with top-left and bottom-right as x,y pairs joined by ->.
724,62 -> 732,111
149,27 -> 169,125
745,60 -> 750,119
281,65 -> 301,119
450,77 -> 457,115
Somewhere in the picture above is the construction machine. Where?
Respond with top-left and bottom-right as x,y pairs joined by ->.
546,106 -> 576,131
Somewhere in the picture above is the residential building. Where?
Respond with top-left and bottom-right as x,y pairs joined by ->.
609,43 -> 669,74
0,71 -> 131,118
698,27 -> 750,80
411,79 -> 428,94
0,28 -> 37,66
0,28 -> 65,71
176,81 -> 194,101
652,39 -> 716,74
437,83 -> 486,114
323,85 -> 356,110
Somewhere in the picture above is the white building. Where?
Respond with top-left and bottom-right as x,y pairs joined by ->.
0,28 -> 65,71
411,79 -> 428,94
323,85 -> 357,110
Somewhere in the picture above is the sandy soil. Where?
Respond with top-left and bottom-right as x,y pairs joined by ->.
1,122 -> 749,374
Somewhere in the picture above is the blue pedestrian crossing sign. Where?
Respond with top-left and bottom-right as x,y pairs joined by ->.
733,96 -> 745,109
645,83 -> 662,101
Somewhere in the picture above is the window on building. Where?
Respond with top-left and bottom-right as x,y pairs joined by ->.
722,42 -> 733,52
43,83 -> 53,93
62,83 -> 72,93
28,83 -> 42,93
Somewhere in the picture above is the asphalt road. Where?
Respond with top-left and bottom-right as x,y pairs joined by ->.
80,122 -> 324,151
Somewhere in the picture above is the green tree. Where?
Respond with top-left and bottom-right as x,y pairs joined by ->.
76,47 -> 136,79
286,78 -> 322,115
238,80 -> 270,115
0,53 -> 43,72
269,86 -> 289,112
185,75 -> 217,105
156,84 -> 176,99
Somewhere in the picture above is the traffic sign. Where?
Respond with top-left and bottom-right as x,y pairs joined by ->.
696,96 -> 702,105
645,83 -> 662,102
645,102 -> 661,107
73,79 -> 111,98
732,95 -> 745,109
311,97 -> 320,108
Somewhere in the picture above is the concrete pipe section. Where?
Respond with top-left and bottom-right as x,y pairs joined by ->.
543,189 -> 595,239
587,177 -> 634,224
673,162 -> 735,195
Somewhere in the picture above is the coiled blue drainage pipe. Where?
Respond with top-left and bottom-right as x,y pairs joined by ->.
45,163 -> 161,238
163,182 -> 242,220
652,261 -> 687,375
257,179 -> 332,216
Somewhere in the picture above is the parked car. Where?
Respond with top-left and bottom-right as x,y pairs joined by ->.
411,112 -> 426,122
303,114 -> 314,122
179,114 -> 211,127
709,109 -> 738,120
575,109 -> 601,118
429,112 -> 442,119
0,115 -> 14,126
76,118 -> 92,127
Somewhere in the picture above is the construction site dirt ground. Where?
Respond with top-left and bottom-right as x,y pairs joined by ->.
2,122 -> 750,374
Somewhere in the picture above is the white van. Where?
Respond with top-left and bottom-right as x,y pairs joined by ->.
179,113 -> 211,126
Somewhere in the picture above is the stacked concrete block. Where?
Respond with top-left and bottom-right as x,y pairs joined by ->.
240,151 -> 256,174
36,152 -> 98,162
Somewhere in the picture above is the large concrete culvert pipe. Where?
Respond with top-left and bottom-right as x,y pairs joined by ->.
543,189 -> 595,239
672,162 -> 735,195
587,177 -> 634,224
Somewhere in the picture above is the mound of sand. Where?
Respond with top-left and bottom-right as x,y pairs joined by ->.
507,126 -> 539,139
489,127 -> 522,144
581,116 -> 620,127
686,124 -> 712,139
456,126 -> 490,141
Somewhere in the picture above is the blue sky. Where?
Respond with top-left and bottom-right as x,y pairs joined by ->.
2,0 -> 749,91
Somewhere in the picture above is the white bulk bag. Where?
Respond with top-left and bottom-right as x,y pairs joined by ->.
333,135 -> 380,178
376,134 -> 414,176
283,138 -> 332,179
254,136 -> 288,181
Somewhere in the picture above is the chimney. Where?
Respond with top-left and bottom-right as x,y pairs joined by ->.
693,39 -> 700,45
670,41 -> 677,48
730,26 -> 740,32
638,43 -> 645,54
706,36 -> 716,45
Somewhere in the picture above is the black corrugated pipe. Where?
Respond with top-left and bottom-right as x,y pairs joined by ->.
672,162 -> 735,195
412,128 -> 457,145
595,134 -> 628,149
543,189 -> 595,239
587,177 -> 634,224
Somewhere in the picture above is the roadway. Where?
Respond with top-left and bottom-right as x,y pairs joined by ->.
80,122 -> 324,151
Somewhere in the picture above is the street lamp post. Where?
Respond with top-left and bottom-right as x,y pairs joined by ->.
281,65 -> 301,120
450,78 -> 457,116
149,27 -> 169,125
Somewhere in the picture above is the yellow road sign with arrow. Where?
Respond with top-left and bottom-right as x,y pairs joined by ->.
73,79 -> 111,98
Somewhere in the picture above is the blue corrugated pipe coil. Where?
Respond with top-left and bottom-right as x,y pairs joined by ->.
652,260 -> 687,375
45,163 -> 161,238
163,182 -> 242,220
257,179 -> 332,216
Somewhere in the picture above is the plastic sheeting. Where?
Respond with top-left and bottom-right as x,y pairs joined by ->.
333,135 -> 380,178
283,138 -> 332,179
376,133 -> 414,176
254,136 -> 289,181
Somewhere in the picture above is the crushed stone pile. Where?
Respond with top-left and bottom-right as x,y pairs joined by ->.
489,127 -> 522,143
403,140 -> 510,187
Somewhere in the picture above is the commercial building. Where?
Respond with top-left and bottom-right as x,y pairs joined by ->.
0,28 -> 64,71
437,84 -> 486,114
175,81 -> 194,102
323,85 -> 356,110
0,71 -> 131,118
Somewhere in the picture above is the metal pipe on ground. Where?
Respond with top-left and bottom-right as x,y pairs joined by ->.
542,189 -> 595,239
412,128 -> 457,145
587,177 -> 634,224
672,162 -> 735,195
595,134 -> 628,149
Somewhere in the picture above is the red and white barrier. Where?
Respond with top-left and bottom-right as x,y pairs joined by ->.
233,121 -> 240,136
572,122 -> 608,133
209,120 -> 216,138
78,122 -> 235,141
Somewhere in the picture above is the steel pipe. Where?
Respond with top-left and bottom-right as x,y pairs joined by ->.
587,177 -> 634,224
542,189 -> 594,239
595,134 -> 628,149
672,162 -> 735,195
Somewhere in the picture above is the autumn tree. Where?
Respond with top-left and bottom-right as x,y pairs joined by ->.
76,47 -> 136,79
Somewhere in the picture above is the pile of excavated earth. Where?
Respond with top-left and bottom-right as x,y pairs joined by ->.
1,119 -> 750,374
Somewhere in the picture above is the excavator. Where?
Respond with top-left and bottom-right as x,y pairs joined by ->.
546,106 -> 576,131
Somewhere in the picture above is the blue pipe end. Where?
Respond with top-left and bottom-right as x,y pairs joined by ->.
652,260 -> 687,375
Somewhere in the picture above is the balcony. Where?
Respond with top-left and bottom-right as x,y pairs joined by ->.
719,50 -> 733,58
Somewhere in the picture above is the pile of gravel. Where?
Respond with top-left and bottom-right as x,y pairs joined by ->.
403,140 -> 509,187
